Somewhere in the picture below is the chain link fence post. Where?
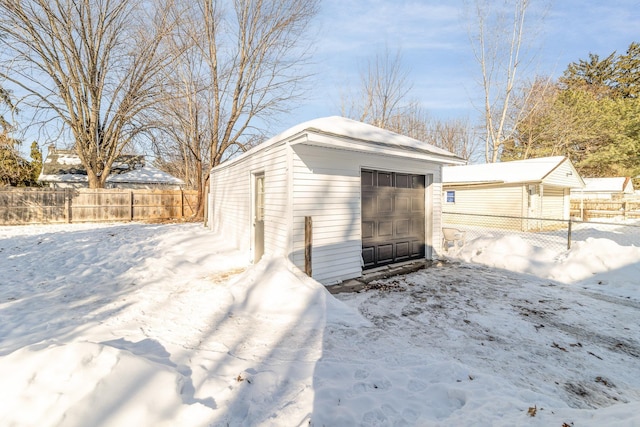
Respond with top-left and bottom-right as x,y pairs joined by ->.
567,218 -> 572,250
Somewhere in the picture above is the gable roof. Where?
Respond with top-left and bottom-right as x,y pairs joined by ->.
212,116 -> 465,172
443,156 -> 582,186
38,148 -> 184,185
581,177 -> 634,193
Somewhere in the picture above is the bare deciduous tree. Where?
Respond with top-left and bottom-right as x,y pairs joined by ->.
469,0 -> 545,163
501,76 -> 556,160
342,48 -> 477,160
0,0 -> 177,188
150,0 -> 319,216
341,48 -> 412,129
429,118 -> 477,161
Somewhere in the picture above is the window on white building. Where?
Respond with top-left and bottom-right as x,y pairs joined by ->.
446,190 -> 455,203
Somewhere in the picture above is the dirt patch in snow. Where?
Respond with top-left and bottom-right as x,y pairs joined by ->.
336,261 -> 640,410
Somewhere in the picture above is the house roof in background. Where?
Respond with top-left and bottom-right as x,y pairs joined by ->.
443,156 -> 572,185
106,166 -> 184,185
40,149 -> 145,176
581,177 -> 634,193
38,148 -> 183,185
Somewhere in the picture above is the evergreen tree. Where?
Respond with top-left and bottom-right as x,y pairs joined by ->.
0,131 -> 34,186
504,42 -> 640,178
560,52 -> 617,97
29,141 -> 42,184
616,42 -> 640,98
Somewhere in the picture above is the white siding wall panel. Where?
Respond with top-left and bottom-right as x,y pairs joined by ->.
443,184 -> 524,215
432,175 -> 442,259
210,143 -> 290,259
442,184 -> 526,230
210,168 -> 251,249
544,160 -> 581,188
541,186 -> 565,219
292,144 -> 441,284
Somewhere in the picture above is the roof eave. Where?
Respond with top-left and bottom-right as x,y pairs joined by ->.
444,180 -> 508,187
294,130 -> 466,165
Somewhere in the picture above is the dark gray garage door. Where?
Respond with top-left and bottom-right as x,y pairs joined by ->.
361,169 -> 425,269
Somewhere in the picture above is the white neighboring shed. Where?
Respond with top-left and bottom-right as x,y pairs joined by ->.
442,156 -> 585,230
208,116 -> 465,285
571,177 -> 635,200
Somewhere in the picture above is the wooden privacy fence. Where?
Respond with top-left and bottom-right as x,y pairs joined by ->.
0,188 -> 199,225
570,199 -> 640,220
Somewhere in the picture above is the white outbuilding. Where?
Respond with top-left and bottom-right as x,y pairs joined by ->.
571,177 -> 635,200
442,156 -> 585,230
208,116 -> 465,285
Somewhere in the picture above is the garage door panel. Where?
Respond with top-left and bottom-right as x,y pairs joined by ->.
362,195 -> 375,216
411,218 -> 424,235
396,219 -> 409,236
362,246 -> 375,267
396,196 -> 410,213
411,197 -> 424,212
396,241 -> 410,258
362,170 -> 374,186
378,172 -> 392,186
379,221 -> 393,237
362,221 -> 375,239
362,169 -> 426,269
396,174 -> 410,188
377,244 -> 394,263
411,241 -> 424,257
378,196 -> 393,213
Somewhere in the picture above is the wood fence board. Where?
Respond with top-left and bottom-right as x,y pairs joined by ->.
0,188 -> 199,225
570,200 -> 640,220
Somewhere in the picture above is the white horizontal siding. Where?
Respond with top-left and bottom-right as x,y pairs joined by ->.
443,184 -> 524,215
210,168 -> 251,250
442,184 -> 526,230
541,186 -> 566,219
431,174 -> 442,258
209,143 -> 290,260
543,159 -> 582,188
292,144 -> 441,285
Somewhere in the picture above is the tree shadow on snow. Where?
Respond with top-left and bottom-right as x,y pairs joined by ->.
0,223 -> 204,356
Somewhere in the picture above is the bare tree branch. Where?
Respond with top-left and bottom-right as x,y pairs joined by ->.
341,47 -> 477,160
468,0 -> 545,162
0,0 -> 178,187
147,0 -> 319,217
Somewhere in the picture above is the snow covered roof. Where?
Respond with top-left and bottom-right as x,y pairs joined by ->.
581,177 -> 634,193
443,156 -> 570,185
106,166 -> 184,185
38,148 -> 183,185
213,116 -> 465,171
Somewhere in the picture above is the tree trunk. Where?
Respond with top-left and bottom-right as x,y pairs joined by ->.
86,169 -> 104,189
196,173 -> 210,219
193,160 -> 205,218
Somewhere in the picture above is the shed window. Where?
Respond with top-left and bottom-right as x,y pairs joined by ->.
446,190 -> 456,203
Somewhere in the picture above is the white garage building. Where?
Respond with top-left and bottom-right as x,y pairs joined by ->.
208,116 -> 464,285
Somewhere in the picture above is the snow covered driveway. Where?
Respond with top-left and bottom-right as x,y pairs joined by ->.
335,261 -> 640,413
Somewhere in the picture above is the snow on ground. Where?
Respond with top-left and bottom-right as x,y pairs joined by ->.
0,222 -> 638,426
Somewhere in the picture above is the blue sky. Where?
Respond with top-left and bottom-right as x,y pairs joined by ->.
10,0 -> 639,159
280,0 -> 640,131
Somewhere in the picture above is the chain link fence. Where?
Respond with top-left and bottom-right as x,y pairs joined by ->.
442,212 -> 640,253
